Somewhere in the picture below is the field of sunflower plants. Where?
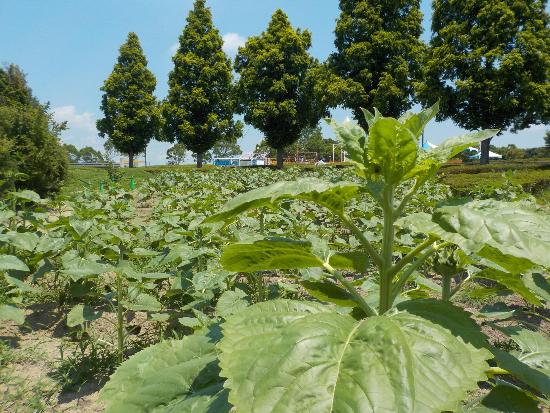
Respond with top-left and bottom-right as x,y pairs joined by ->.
1,104 -> 549,412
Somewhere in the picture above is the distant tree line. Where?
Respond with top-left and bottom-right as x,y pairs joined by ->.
490,143 -> 550,161
64,144 -> 105,164
3,0 -> 548,196
97,0 -> 548,168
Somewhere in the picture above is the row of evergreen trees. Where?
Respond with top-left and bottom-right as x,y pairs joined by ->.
98,0 -> 549,168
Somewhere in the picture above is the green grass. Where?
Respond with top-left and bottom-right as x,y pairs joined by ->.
61,165 -> 198,195
440,158 -> 550,174
441,167 -> 550,195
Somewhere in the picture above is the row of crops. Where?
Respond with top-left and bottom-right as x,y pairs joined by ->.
1,106 -> 549,412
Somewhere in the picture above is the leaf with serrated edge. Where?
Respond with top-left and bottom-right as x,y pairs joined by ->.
503,327 -> 550,376
474,269 -> 541,306
216,289 -> 249,318
400,200 -> 550,271
219,299 -> 491,413
100,327 -> 230,413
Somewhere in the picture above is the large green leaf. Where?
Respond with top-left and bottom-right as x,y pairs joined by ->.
301,280 -> 358,307
395,298 -> 550,395
192,268 -> 233,291
61,256 -> 114,281
69,216 -> 93,238
0,254 -> 29,272
220,239 -> 323,272
523,272 -> 550,303
400,200 -> 550,271
35,235 -> 67,254
215,289 -> 249,318
368,117 -> 417,184
396,299 -> 489,349
122,293 -> 162,312
460,385 -> 540,413
100,327 -> 230,413
492,349 -> 550,397
0,304 -> 25,325
0,231 -> 39,252
329,251 -> 369,273
67,304 -> 103,327
4,274 -> 37,293
474,269 -> 542,306
503,327 -> 550,377
204,178 -> 359,223
219,299 -> 491,413
10,190 -> 44,204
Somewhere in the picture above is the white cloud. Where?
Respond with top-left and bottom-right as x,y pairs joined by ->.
52,105 -> 178,165
53,105 -> 102,149
222,32 -> 246,56
169,43 -> 179,56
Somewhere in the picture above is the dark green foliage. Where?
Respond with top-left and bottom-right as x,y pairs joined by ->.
97,33 -> 159,168
490,144 -> 550,160
0,64 -> 36,107
418,0 -> 550,164
166,143 -> 187,165
163,0 -> 242,168
64,144 -> 80,163
211,139 -> 242,158
0,65 -> 68,197
328,0 -> 424,125
291,126 -> 338,161
235,10 -> 326,168
545,131 -> 550,149
64,145 -> 104,164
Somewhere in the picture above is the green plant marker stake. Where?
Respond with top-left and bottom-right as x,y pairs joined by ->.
130,177 -> 136,190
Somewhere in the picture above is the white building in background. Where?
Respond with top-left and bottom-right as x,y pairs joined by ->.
213,152 -> 268,167
119,157 -> 144,168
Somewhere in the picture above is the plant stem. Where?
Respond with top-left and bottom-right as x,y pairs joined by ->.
116,271 -> 124,364
116,244 -> 125,364
387,237 -> 437,280
395,186 -> 416,217
323,263 -> 377,317
442,274 -> 452,301
379,186 -> 395,314
390,242 -> 451,302
259,208 -> 265,234
338,212 -> 383,268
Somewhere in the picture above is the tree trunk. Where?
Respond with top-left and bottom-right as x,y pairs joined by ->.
480,138 -> 491,165
276,148 -> 284,169
128,151 -> 134,168
196,152 -> 204,168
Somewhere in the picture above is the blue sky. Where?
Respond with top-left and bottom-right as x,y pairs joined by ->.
1,0 -> 547,165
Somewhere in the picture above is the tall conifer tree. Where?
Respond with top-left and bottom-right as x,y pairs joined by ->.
418,0 -> 550,164
235,10 -> 325,168
97,32 -> 158,168
329,0 -> 424,126
163,0 -> 241,168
